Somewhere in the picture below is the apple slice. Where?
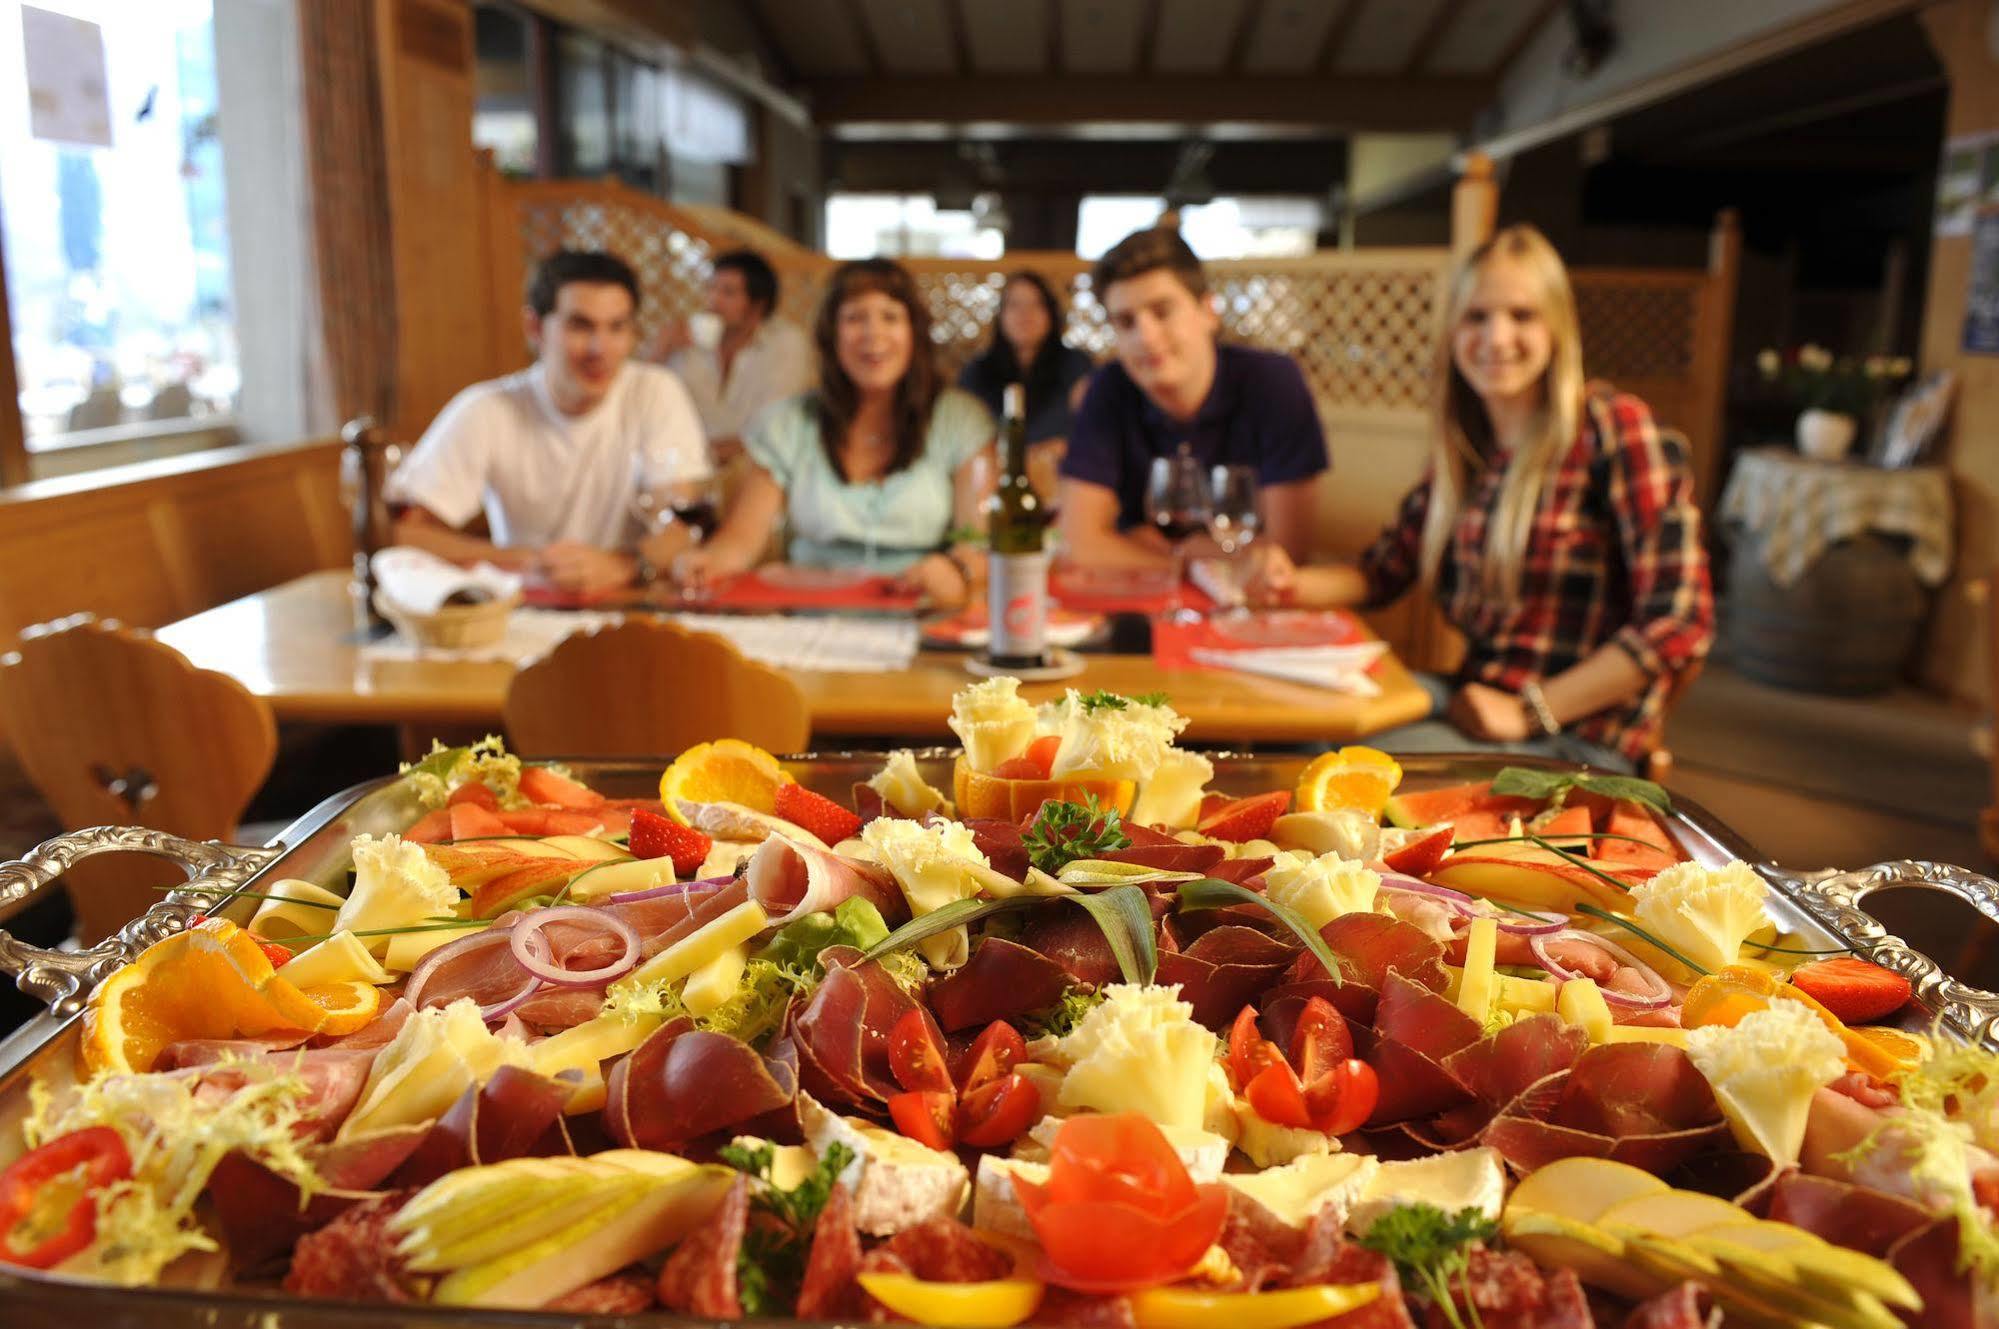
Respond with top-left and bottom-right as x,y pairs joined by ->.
566,856 -> 676,903
1430,855 -> 1630,913
469,859 -> 585,917
1504,1156 -> 1669,1224
540,834 -> 631,863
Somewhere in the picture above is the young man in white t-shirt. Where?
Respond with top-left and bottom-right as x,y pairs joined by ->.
388,250 -> 712,594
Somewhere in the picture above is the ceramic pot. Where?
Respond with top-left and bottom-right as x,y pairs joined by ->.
1796,408 -> 1858,462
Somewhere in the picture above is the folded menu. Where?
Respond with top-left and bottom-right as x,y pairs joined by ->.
371,546 -> 522,614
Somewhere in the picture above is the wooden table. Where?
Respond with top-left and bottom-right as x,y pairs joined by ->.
155,570 -> 1432,745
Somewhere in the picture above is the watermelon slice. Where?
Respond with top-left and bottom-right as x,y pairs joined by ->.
1384,781 -> 1542,830
449,802 -> 511,841
1595,801 -> 1682,869
405,808 -> 454,844
519,766 -> 606,811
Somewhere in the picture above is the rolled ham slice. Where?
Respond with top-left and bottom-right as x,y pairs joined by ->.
745,834 -> 904,927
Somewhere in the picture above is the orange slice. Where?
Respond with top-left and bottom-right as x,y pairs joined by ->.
79,919 -> 380,1076
1295,745 -> 1403,817
952,754 -> 1135,823
659,739 -> 796,826
1846,1025 -> 1928,1074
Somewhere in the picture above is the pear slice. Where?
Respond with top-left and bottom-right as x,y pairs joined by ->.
1710,1222 -> 1922,1311
1633,1229 -> 1902,1329
1501,1210 -> 1663,1303
1596,1188 -> 1748,1237
397,1161 -> 634,1269
1503,1156 -> 1669,1224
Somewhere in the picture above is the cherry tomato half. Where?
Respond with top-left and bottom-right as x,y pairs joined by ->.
1243,1061 -> 1314,1131
1227,1006 -> 1285,1092
956,1021 -> 1027,1094
957,1071 -> 1040,1148
0,1126 -> 132,1269
1304,1058 -> 1380,1137
888,1009 -> 955,1096
887,1090 -> 957,1152
1288,996 -> 1353,1083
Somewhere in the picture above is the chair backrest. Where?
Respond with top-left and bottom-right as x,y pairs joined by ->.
0,615 -> 277,941
504,617 -> 811,758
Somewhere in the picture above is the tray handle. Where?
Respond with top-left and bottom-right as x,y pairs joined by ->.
1762,859 -> 1999,1050
0,827 -> 280,1018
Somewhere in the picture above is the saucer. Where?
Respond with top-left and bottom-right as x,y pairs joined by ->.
963,646 -> 1086,682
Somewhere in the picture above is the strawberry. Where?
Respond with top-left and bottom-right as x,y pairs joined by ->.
629,807 -> 713,877
992,735 -> 1063,782
257,939 -> 295,969
775,783 -> 864,845
1383,826 -> 1453,878
1788,957 -> 1913,1024
1197,790 -> 1292,843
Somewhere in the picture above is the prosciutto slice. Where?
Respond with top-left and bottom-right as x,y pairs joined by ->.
926,937 -> 1072,1031
677,799 -> 825,846
1155,925 -> 1298,1031
788,946 -> 920,1108
1481,1044 -> 1728,1174
745,834 -> 903,927
604,1019 -> 798,1150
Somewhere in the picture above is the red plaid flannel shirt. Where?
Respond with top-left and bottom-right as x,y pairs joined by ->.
1359,391 -> 1714,763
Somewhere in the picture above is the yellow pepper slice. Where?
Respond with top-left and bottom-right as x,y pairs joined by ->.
856,1272 -> 1044,1327
1130,1281 -> 1382,1329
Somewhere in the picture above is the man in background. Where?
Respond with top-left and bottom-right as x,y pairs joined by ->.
388,249 -> 710,594
661,249 -> 812,464
1058,226 -> 1327,569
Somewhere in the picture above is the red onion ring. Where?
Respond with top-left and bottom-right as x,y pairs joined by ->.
1377,876 -> 1474,904
402,918 -> 550,1021
1490,910 -> 1567,937
1529,928 -> 1672,1010
1381,875 -> 1565,936
605,872 -> 736,905
509,906 -> 641,987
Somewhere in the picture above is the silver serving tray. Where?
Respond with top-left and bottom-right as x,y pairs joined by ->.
0,751 -> 1995,1326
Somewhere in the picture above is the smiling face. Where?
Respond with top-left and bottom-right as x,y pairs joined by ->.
1103,268 -> 1219,417
834,289 -> 914,396
999,278 -> 1054,360
1450,255 -> 1557,416
526,281 -> 637,415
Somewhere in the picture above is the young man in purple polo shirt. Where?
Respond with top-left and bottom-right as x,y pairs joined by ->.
1057,227 -> 1327,569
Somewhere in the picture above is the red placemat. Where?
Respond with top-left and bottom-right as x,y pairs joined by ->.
521,583 -> 629,609
1152,610 -> 1369,670
703,568 -> 924,612
921,604 -> 1105,649
1050,566 -> 1215,616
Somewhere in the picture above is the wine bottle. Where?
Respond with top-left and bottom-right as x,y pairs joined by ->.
984,383 -> 1049,668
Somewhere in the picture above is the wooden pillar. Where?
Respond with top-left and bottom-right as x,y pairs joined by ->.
1450,152 -> 1497,262
477,149 -> 527,382
1687,207 -> 1741,508
0,194 -> 26,489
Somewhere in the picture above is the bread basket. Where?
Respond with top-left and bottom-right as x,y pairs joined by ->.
372,586 -> 519,650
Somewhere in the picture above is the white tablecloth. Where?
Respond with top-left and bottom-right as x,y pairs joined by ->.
359,610 -> 918,673
1718,447 -> 1952,588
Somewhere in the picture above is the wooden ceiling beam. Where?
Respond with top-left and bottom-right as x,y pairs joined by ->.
1403,0 -> 1462,76
1226,0 -> 1265,76
1316,0 -> 1367,73
740,0 -> 796,86
1047,0 -> 1063,73
804,72 -> 1494,129
1137,0 -> 1163,74
944,0 -> 973,76
1495,0 -> 1562,77
842,0 -> 884,76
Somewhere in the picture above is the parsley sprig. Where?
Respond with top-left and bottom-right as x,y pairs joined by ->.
1356,1203 -> 1498,1329
715,1140 -> 857,1316
1022,794 -> 1132,874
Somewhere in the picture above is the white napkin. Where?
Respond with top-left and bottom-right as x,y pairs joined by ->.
371,546 -> 522,615
672,613 -> 917,672
1189,641 -> 1388,695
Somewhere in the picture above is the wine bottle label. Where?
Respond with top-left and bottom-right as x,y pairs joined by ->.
988,551 -> 1050,664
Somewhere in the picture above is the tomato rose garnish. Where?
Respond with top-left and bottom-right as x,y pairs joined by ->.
1010,1113 -> 1228,1292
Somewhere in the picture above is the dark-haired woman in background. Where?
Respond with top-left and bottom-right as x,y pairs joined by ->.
672,258 -> 994,605
958,273 -> 1096,485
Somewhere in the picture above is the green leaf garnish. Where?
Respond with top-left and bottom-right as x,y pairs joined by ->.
1130,691 -> 1170,707
716,1139 -> 856,1316
1022,794 -> 1132,875
1176,878 -> 1342,986
1572,901 -> 1712,977
1356,1202 -> 1498,1329
1077,689 -> 1129,713
857,887 -> 1156,986
1019,986 -> 1108,1039
1489,766 -> 1672,816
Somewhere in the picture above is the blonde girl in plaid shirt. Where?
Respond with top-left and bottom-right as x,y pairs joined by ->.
1250,225 -> 1713,771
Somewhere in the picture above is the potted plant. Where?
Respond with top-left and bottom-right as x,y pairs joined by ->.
1754,346 -> 1913,462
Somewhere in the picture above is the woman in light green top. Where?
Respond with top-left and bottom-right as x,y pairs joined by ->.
673,258 -> 995,604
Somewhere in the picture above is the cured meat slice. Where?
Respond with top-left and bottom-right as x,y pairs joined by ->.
389,1064 -> 575,1187
1441,1014 -> 1590,1114
964,818 -> 1031,883
1886,1218 -> 1976,1329
1098,841 -> 1228,874
1430,1245 -> 1594,1329
861,1217 -> 1013,1283
1155,924 -> 1298,1031
546,1270 -> 656,1314
1621,1282 -> 1710,1329
1031,1288 -> 1138,1327
1018,908 -> 1124,988
1480,1045 -> 1728,1174
1284,1209 -> 1416,1328
796,1174 -> 865,1320
746,834 -> 904,927
656,1173 -> 750,1317
1763,1173 -> 1932,1258
927,937 -> 1072,1031
1218,1189 -> 1309,1292
604,1020 -> 798,1149
282,1191 -> 417,1302
789,948 -> 921,1108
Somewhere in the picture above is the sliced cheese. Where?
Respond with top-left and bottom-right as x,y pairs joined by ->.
1457,916 -> 1498,1022
277,930 -> 391,989
1347,1146 -> 1507,1237
973,1155 -> 1046,1242
247,878 -> 348,943
384,921 -> 487,974
682,945 -> 748,1017
798,1092 -> 969,1237
619,900 -> 768,992
1235,1100 -> 1333,1169
1222,1152 -> 1380,1231
1558,977 -> 1614,1043
528,1012 -> 660,1113
1499,974 -> 1559,1015
1605,1025 -> 1689,1048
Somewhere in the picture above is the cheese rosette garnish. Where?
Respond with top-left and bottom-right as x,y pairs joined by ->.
1041,689 -> 1189,782
860,817 -> 991,969
1262,851 -> 1381,932
1629,858 -> 1771,974
948,677 -> 1041,774
339,998 -> 532,1139
1686,998 -> 1846,1165
1270,809 -> 1380,863
1129,748 -> 1214,831
865,748 -> 952,818
1055,983 -> 1217,1129
334,833 -> 460,961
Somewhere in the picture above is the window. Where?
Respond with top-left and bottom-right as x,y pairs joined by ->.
2,0 -> 237,448
472,3 -> 538,177
1077,196 -> 1326,260
824,194 -> 1003,260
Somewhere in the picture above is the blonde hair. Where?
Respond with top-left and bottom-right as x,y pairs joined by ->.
1419,225 -> 1585,599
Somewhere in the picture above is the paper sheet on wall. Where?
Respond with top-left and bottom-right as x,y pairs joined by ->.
21,6 -> 111,148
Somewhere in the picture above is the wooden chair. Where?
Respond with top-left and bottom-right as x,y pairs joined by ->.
504,618 -> 811,758
0,615 -> 277,942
